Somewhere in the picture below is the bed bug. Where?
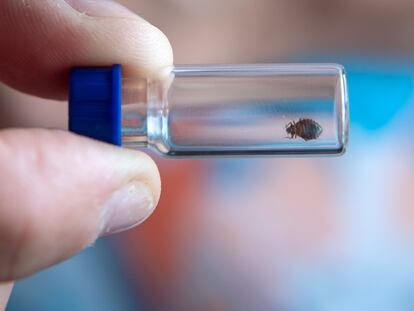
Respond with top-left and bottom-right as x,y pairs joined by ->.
285,118 -> 323,141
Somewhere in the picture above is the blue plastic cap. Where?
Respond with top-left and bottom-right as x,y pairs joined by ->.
69,65 -> 122,145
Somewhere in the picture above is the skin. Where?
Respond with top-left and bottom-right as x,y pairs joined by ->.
0,0 -> 173,308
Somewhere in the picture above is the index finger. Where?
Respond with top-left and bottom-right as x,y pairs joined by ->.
0,0 -> 173,99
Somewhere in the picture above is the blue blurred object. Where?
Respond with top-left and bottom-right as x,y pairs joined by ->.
347,65 -> 414,131
7,238 -> 141,311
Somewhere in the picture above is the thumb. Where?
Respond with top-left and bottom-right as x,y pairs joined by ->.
0,129 -> 161,281
0,0 -> 169,281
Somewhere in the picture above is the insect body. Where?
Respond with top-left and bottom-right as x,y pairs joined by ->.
286,118 -> 322,141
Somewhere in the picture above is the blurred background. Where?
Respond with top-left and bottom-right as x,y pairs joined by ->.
4,0 -> 414,310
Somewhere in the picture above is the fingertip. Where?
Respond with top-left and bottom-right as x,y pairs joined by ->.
122,21 -> 174,78
82,17 -> 174,79
64,0 -> 174,76
0,0 -> 174,99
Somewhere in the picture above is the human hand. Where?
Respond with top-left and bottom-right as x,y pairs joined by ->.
0,0 -> 173,308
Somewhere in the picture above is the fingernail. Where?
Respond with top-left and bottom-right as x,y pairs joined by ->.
64,0 -> 137,18
99,182 -> 155,236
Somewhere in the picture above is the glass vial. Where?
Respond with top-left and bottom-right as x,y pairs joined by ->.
121,64 -> 348,156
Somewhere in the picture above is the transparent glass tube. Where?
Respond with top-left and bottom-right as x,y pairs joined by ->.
121,64 -> 348,157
